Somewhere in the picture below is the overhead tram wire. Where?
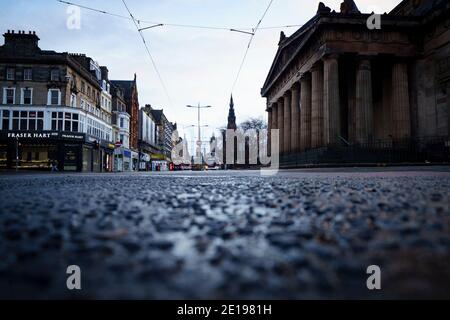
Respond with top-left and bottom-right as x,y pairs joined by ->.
56,0 -> 301,31
230,0 -> 275,94
121,0 -> 174,108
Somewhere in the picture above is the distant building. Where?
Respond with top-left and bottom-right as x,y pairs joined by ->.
111,84 -> 132,171
262,0 -> 450,166
227,95 -> 237,130
0,30 -> 114,172
139,104 -> 159,170
150,108 -> 176,170
111,75 -> 140,170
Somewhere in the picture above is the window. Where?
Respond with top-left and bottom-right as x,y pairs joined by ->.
2,110 -> 9,130
50,69 -> 59,81
6,68 -> 15,80
24,69 -> 32,81
81,81 -> 86,94
52,112 -> 79,132
21,88 -> 33,105
3,88 -> 15,104
9,110 -> 44,131
120,117 -> 124,128
48,89 -> 60,105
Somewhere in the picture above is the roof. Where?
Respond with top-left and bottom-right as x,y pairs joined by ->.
150,109 -> 163,123
261,0 -> 448,97
390,0 -> 448,16
110,80 -> 134,99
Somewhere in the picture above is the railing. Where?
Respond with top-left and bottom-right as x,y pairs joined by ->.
280,136 -> 450,166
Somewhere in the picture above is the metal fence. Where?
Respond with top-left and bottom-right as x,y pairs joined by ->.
280,136 -> 450,167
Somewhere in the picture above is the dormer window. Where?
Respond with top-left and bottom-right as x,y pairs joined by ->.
6,68 -> 15,80
50,69 -> 59,81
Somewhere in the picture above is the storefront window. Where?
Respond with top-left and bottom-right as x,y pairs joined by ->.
0,145 -> 7,168
20,144 -> 57,169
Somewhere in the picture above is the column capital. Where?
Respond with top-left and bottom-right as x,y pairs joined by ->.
310,62 -> 323,73
323,53 -> 340,61
300,72 -> 311,81
283,90 -> 291,98
291,81 -> 300,90
356,57 -> 372,70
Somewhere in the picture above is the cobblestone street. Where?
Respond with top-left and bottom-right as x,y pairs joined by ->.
1,167 -> 450,299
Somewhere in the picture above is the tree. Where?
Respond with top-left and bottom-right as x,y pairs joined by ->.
239,117 -> 267,131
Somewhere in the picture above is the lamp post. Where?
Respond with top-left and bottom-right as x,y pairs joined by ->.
186,104 -> 212,161
15,136 -> 19,172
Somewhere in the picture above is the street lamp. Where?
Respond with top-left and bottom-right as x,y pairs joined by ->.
186,104 -> 212,159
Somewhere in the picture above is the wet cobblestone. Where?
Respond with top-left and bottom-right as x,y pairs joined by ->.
0,170 -> 450,299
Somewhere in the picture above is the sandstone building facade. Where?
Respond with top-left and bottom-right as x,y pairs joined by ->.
262,0 -> 450,165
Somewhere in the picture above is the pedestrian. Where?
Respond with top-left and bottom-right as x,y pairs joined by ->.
51,160 -> 59,172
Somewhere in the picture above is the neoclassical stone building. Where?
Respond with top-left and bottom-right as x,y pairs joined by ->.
262,0 -> 450,165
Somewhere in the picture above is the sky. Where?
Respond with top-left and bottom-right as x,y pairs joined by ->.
0,0 -> 401,150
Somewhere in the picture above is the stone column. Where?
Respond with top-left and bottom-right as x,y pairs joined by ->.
355,58 -> 374,144
391,61 -> 411,140
277,97 -> 284,154
300,74 -> 312,151
323,55 -> 341,145
290,83 -> 300,153
448,82 -> 450,143
272,102 -> 278,130
311,63 -> 324,148
283,91 -> 292,154
267,106 -> 272,154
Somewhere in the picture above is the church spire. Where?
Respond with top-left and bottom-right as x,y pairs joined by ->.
227,95 -> 237,130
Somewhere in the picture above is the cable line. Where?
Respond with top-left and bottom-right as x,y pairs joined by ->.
121,0 -> 174,108
230,0 -> 275,94
57,0 -> 298,31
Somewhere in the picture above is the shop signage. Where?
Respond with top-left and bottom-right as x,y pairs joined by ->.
4,131 -> 85,141
7,132 -> 56,139
123,150 -> 132,158
60,133 -> 85,141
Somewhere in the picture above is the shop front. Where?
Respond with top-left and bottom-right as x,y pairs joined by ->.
0,131 -> 85,171
139,152 -> 151,171
114,147 -> 132,172
131,151 -> 139,171
84,136 -> 114,172
150,153 -> 169,171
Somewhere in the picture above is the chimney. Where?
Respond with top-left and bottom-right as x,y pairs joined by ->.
3,29 -> 40,52
100,66 -> 109,81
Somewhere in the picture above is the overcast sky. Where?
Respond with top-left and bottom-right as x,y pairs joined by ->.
1,0 -> 401,148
